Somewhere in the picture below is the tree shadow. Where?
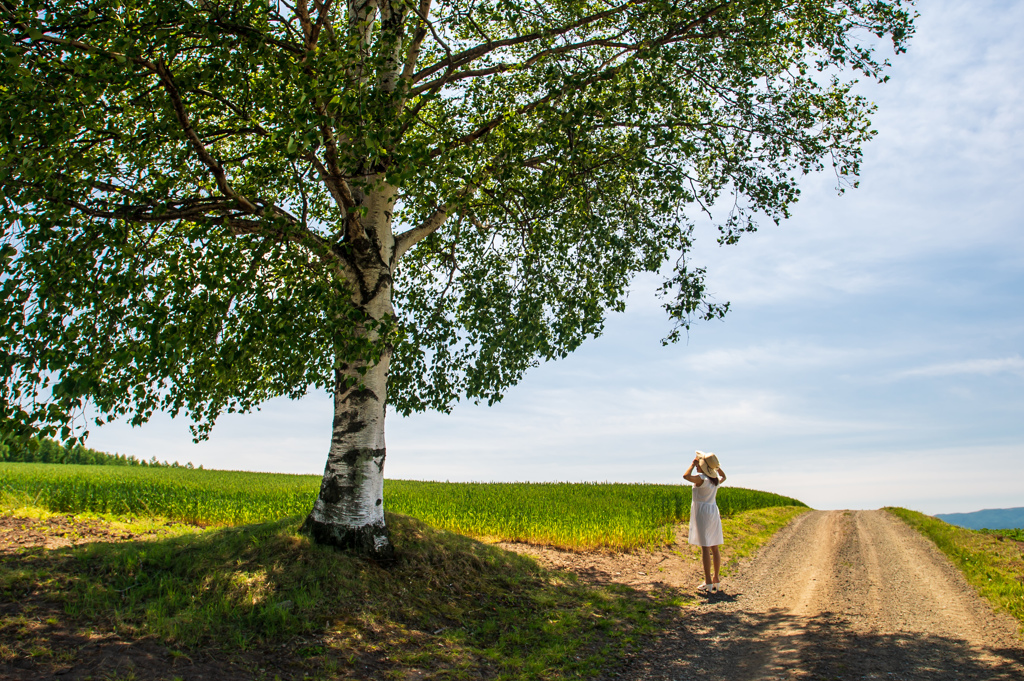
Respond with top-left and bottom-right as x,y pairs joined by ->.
616,599 -> 1024,680
0,512 -> 680,680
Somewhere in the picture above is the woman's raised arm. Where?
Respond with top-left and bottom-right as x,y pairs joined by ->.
683,458 -> 704,486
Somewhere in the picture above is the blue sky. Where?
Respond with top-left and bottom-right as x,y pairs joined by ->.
87,1 -> 1024,516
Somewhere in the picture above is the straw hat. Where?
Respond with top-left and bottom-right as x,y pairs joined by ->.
695,451 -> 721,478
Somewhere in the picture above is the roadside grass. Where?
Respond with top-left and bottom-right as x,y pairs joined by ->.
885,507 -> 1024,627
983,528 -> 1024,542
1,511 -> 689,679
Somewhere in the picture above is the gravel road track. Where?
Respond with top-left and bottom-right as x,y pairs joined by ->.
616,510 -> 1024,680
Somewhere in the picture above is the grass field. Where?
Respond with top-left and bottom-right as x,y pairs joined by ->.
886,507 -> 1024,626
0,462 -> 805,550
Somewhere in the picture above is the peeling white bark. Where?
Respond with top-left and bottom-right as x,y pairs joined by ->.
303,182 -> 400,557
303,350 -> 392,554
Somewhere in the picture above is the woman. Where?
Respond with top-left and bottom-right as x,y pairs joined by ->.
683,450 -> 726,594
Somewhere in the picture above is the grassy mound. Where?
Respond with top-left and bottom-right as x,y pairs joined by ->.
885,507 -> 1024,627
1,511 -> 684,679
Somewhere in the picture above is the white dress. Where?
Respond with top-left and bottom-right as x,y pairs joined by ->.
688,473 -> 724,547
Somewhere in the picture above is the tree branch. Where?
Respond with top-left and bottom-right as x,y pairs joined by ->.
400,0 -> 432,82
407,36 -> 633,98
209,20 -> 305,54
310,0 -> 336,47
304,153 -> 352,213
154,59 -> 259,213
219,217 -> 330,254
295,0 -> 315,46
42,192 -> 238,223
193,88 -> 269,133
28,34 -> 158,73
427,2 -> 732,158
393,205 -> 451,262
410,0 -> 644,83
393,185 -> 475,261
20,176 -> 329,258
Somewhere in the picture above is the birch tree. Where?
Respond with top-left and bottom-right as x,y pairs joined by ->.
0,0 -> 914,556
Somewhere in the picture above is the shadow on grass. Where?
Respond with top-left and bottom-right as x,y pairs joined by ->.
1,512 -> 688,680
615,603 -> 1024,680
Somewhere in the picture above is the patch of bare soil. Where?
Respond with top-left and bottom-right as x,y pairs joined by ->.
497,524 -> 709,591
0,514 -> 145,554
612,510 -> 1024,680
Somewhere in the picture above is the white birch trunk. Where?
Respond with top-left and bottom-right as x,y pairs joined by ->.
302,182 -> 399,558
302,351 -> 393,556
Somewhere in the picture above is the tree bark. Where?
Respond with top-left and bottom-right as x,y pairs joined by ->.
301,351 -> 394,558
301,181 -> 399,558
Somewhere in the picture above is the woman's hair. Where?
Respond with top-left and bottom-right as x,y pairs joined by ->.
705,473 -> 719,486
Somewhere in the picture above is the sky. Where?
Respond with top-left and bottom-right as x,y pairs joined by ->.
86,0 -> 1024,516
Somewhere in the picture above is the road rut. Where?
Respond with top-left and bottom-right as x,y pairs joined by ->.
618,510 -> 1024,680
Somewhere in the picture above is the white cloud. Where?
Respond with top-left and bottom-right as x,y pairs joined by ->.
670,342 -> 868,373
895,356 -> 1024,379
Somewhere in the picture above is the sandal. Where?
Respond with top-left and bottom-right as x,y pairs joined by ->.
711,582 -> 720,594
696,582 -> 712,593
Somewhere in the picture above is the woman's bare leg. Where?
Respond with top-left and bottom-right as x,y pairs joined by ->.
701,546 -> 712,584
711,546 -> 721,584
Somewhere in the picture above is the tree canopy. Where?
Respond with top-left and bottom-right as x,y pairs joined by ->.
1,0 -> 915,446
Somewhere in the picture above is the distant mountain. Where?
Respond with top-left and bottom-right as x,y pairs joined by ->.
935,507 -> 1024,530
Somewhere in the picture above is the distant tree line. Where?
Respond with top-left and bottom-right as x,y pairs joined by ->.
0,437 -> 199,469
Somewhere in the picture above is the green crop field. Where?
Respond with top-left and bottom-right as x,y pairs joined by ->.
387,480 -> 805,549
0,462 -> 318,525
0,462 -> 805,550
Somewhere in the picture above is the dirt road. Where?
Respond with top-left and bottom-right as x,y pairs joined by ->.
619,510 -> 1024,680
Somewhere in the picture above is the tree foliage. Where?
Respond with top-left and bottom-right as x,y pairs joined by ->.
0,0 -> 914,443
